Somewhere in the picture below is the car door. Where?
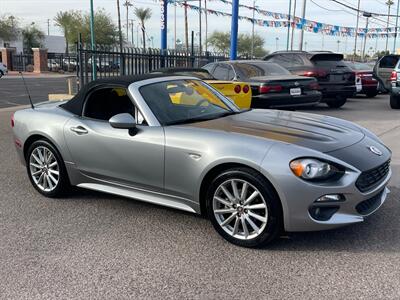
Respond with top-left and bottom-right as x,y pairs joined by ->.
374,55 -> 400,91
63,86 -> 164,192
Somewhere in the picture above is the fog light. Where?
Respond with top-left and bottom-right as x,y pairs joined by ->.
316,194 -> 345,202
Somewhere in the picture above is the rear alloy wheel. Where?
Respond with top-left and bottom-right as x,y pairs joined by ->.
390,94 -> 400,109
27,140 -> 70,197
326,96 -> 347,108
206,168 -> 282,247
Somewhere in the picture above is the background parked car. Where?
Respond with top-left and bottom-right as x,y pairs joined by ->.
203,61 -> 322,109
385,61 -> 400,109
263,51 -> 356,108
345,61 -> 378,98
152,68 -> 252,109
373,54 -> 400,92
0,62 -> 8,78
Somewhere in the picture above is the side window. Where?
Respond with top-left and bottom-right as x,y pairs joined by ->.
227,66 -> 235,80
379,56 -> 399,68
84,87 -> 146,125
213,64 -> 229,80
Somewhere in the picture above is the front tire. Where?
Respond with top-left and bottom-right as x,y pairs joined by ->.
26,140 -> 70,197
390,94 -> 400,109
326,96 -> 347,108
206,168 -> 282,248
0,71 -> 3,78
366,90 -> 378,98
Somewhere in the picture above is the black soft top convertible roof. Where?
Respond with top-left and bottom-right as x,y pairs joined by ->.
61,73 -> 174,116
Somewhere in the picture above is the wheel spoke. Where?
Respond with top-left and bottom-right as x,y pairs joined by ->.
245,203 -> 266,210
243,191 -> 259,206
231,180 -> 240,200
245,214 -> 260,233
220,212 -> 237,227
43,174 -> 47,190
214,208 -> 236,214
232,217 -> 240,235
48,174 -> 58,185
37,148 -> 45,163
240,182 -> 248,201
214,196 -> 232,207
46,175 -> 53,189
32,153 -> 42,165
221,185 -> 235,203
32,170 -> 42,176
248,211 -> 267,223
241,216 -> 249,238
30,162 -> 42,169
48,169 -> 59,176
37,173 -> 44,186
49,161 -> 57,168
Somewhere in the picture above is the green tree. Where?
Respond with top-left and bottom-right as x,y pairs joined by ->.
22,24 -> 44,53
54,11 -> 82,54
0,15 -> 19,41
82,9 -> 119,45
134,7 -> 152,49
207,31 -> 268,57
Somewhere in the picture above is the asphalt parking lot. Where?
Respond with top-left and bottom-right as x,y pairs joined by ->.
0,95 -> 399,299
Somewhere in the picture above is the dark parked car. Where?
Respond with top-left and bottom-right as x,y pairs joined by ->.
345,61 -> 378,98
203,61 -> 322,109
373,54 -> 400,92
263,51 -> 356,108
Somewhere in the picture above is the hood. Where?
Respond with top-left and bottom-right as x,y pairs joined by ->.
187,109 -> 365,153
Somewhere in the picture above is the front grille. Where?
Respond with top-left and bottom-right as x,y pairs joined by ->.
355,160 -> 390,192
356,190 -> 384,215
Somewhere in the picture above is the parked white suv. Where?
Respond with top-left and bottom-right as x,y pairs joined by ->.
0,62 -> 8,78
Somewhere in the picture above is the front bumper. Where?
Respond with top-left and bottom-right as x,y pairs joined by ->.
261,142 -> 391,232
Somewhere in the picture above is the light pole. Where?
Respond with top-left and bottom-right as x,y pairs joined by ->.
299,0 -> 307,50
286,0 -> 292,50
230,0 -> 239,60
275,37 -> 279,51
89,0 -> 96,80
393,0 -> 400,53
354,0 -> 361,61
199,0 -> 202,53
337,40 -> 341,52
386,0 -> 394,53
290,0 -> 297,50
362,12 -> 372,62
205,0 -> 208,52
123,1 -> 133,43
251,0 -> 256,58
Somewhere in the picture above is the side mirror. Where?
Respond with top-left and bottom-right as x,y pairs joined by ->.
109,113 -> 136,129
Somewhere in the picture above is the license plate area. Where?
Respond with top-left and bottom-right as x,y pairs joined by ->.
290,87 -> 302,96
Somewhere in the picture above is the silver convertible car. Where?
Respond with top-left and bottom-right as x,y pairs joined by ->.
12,74 -> 391,247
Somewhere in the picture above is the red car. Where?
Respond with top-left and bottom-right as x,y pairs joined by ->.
346,62 -> 378,98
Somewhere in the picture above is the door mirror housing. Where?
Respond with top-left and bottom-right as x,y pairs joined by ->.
109,113 -> 136,129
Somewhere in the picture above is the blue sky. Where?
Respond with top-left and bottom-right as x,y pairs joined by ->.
1,0 -> 399,53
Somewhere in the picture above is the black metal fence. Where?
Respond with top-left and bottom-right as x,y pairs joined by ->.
11,52 -> 33,72
76,44 -> 235,87
47,53 -> 77,73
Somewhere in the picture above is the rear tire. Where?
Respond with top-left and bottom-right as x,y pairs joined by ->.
26,140 -> 70,197
0,71 -> 3,78
326,96 -> 347,108
206,167 -> 282,248
390,94 -> 400,109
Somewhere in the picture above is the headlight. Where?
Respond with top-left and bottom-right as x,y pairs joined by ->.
289,158 -> 339,180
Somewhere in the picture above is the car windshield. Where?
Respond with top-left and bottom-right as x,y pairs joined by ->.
345,62 -> 372,71
233,62 -> 290,78
139,79 -> 238,126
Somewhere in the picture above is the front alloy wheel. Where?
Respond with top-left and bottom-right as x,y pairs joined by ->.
207,168 -> 282,247
27,140 -> 70,197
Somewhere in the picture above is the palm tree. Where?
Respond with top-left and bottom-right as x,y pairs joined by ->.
22,23 -> 44,53
54,11 -> 76,54
134,7 -> 152,49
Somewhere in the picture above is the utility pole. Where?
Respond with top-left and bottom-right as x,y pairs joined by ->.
123,1 -> 133,43
205,0 -> 208,52
129,19 -> 135,46
251,0 -> 256,57
199,0 -> 202,53
299,0 -> 307,50
286,0 -> 292,51
393,0 -> 400,53
386,0 -> 394,53
116,0 -> 124,75
362,12 -> 372,61
47,19 -> 50,35
354,0 -> 361,61
174,0 -> 177,50
89,0 -> 96,80
290,0 -> 297,50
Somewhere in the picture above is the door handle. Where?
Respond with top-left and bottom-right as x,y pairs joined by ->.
70,126 -> 88,135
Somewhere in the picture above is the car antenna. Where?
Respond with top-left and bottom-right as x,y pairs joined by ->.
19,71 -> 34,109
